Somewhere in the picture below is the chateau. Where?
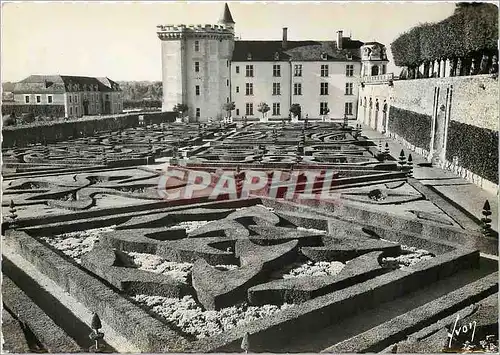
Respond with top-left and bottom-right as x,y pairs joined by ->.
12,75 -> 124,118
157,3 -> 389,122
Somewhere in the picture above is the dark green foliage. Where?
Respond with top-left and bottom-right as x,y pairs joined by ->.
445,120 -> 498,183
3,114 -> 16,126
2,104 -> 66,118
289,103 -> 301,117
388,107 -> 432,150
123,100 -> 161,110
117,81 -> 162,102
173,103 -> 188,117
91,313 -> 102,330
391,3 -> 498,67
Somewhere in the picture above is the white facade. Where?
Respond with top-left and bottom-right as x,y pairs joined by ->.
157,4 -> 379,122
158,24 -> 234,122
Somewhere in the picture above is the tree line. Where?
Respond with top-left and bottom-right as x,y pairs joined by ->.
391,3 -> 498,77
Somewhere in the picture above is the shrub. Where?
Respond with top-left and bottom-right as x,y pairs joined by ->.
391,3 -> 498,67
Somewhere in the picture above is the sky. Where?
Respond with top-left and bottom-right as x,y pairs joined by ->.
1,1 -> 458,82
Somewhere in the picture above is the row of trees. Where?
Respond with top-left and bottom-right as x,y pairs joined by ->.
391,3 -> 498,78
173,102 -> 321,120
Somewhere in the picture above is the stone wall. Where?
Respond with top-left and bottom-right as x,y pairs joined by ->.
358,74 -> 498,192
2,112 -> 175,148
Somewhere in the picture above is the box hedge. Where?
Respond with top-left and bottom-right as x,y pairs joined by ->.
387,106 -> 432,151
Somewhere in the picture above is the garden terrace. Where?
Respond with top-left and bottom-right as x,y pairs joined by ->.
1,121 -> 497,353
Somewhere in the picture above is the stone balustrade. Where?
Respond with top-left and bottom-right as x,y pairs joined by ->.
362,73 -> 394,84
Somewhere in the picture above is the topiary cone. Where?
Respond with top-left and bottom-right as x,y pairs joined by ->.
91,313 -> 102,331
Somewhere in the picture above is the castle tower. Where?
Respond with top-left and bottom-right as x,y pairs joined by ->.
157,3 -> 235,122
360,42 -> 389,77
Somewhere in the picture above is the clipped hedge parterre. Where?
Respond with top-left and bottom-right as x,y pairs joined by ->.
388,106 -> 432,151
445,120 -> 498,184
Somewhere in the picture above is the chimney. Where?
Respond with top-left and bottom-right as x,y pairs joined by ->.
282,27 -> 288,50
337,30 -> 343,50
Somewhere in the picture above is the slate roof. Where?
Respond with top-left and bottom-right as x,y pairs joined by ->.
231,39 -> 363,62
13,75 -> 121,94
219,3 -> 235,24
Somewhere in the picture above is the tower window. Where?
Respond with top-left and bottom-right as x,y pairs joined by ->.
346,65 -> 354,77
195,85 -> 200,96
321,64 -> 329,77
196,108 -> 201,118
273,64 -> 281,77
69,95 -> 72,103
245,103 -> 254,115
345,83 -> 353,95
245,83 -> 253,96
194,41 -> 200,52
236,86 -> 239,93
236,108 -> 240,115
272,83 -> 281,96
195,62 -> 200,73
320,82 -> 329,95
320,102 -> 329,115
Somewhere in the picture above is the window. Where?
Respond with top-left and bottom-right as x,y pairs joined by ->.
245,65 -> 254,77
345,83 -> 353,95
294,83 -> 302,96
106,94 -> 110,100
195,62 -> 200,72
196,108 -> 200,118
320,102 -> 329,115
194,41 -> 200,52
47,95 -> 53,103
345,102 -> 353,115
236,66 -> 240,74
24,95 -> 30,103
195,85 -> 200,96
74,95 -> 78,103
227,60 -> 229,67
382,64 -> 387,74
76,107 -> 78,115
320,82 -> 329,95
226,97 -> 229,103
70,107 -> 73,115
236,86 -> 239,93
346,65 -> 354,77
245,83 -> 253,96
36,95 -> 41,103
321,64 -> 329,77
273,64 -> 281,77
69,95 -> 72,103
272,103 -> 281,116
226,79 -> 229,86
236,108 -> 240,115
272,83 -> 281,95
245,103 -> 254,115
294,64 -> 302,77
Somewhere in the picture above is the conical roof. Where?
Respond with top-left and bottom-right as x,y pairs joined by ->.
219,3 -> 235,24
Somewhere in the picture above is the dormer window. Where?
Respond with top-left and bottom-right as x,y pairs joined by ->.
274,52 -> 280,61
247,52 -> 252,60
321,52 -> 328,60
346,53 -> 353,60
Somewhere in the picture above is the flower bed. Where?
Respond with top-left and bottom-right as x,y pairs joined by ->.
132,294 -> 294,339
380,243 -> 435,270
39,226 -> 116,264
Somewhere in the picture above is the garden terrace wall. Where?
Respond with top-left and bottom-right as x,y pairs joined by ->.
1,112 -> 175,148
384,75 -> 498,191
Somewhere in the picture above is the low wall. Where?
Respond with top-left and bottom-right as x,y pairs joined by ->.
359,75 -> 499,192
1,111 -> 175,148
